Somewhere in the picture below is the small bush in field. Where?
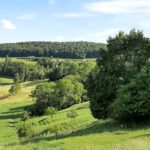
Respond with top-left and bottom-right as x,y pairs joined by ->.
67,109 -> 78,120
21,111 -> 30,121
17,122 -> 26,137
45,107 -> 57,118
9,83 -> 21,95
17,120 -> 40,138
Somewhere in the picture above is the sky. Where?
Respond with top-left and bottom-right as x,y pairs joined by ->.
0,0 -> 150,43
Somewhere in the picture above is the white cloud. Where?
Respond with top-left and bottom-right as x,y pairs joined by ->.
53,12 -> 94,18
69,28 -> 129,43
17,14 -> 36,20
91,28 -> 127,42
84,0 -> 150,14
49,0 -> 55,5
1,19 -> 17,30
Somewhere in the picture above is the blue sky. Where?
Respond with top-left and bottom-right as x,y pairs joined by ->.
0,0 -> 150,43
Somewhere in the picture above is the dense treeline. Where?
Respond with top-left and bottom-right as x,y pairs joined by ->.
0,57 -> 45,82
0,41 -> 106,58
0,57 -> 96,83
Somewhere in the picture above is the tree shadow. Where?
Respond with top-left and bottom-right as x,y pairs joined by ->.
4,119 -> 150,147
131,134 -> 150,139
0,105 -> 30,120
0,95 -> 9,100
16,120 -> 126,145
0,83 -> 13,85
23,80 -> 48,88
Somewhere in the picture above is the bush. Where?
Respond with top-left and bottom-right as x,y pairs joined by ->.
9,83 -> 21,95
17,120 -> 40,137
17,122 -> 26,137
111,69 -> 150,122
21,111 -> 30,121
45,107 -> 57,118
67,109 -> 78,120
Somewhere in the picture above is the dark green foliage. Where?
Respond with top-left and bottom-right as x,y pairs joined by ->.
0,58 -> 45,82
30,78 -> 85,116
0,41 -> 106,58
87,29 -> 150,119
21,111 -> 30,121
9,83 -> 21,95
111,66 -> 150,122
48,60 -> 96,83
17,122 -> 26,137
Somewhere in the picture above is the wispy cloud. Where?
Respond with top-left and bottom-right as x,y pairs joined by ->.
72,28 -> 129,43
53,12 -> 94,18
84,0 -> 150,14
17,14 -> 36,20
1,19 -> 17,30
92,28 -> 127,42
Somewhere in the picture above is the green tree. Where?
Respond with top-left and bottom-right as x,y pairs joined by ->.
30,82 -> 56,115
30,78 -> 85,116
55,79 -> 84,109
87,29 -> 150,119
45,107 -> 57,118
111,65 -> 150,122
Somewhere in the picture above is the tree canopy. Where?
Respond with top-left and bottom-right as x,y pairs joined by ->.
0,41 -> 106,58
87,29 -> 150,119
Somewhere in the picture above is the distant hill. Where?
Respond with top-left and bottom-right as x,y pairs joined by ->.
0,41 -> 106,59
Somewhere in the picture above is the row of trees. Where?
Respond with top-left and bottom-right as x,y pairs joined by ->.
0,41 -> 106,58
0,57 -> 96,83
87,29 -> 150,122
0,57 -> 45,82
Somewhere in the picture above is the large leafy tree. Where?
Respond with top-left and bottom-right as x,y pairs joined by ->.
111,64 -> 150,121
30,78 -> 85,115
87,29 -> 150,119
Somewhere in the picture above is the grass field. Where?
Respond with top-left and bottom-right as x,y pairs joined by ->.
0,77 -> 150,150
0,58 -> 36,65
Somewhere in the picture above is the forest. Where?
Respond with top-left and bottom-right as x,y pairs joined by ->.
0,42 -> 106,58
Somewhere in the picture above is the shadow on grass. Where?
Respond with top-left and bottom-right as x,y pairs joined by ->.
0,83 -> 13,85
23,80 -> 48,88
0,95 -> 9,100
4,119 -> 150,147
0,105 -> 30,120
131,134 -> 150,139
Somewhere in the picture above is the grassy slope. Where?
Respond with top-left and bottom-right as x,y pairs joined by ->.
0,77 -> 149,150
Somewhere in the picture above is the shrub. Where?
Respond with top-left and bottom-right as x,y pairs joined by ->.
45,107 -> 57,118
67,109 -> 78,120
17,122 -> 26,137
111,68 -> 150,122
17,120 -> 40,137
9,83 -> 21,95
21,111 -> 30,121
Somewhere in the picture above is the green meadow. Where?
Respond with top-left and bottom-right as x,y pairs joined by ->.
0,77 -> 149,150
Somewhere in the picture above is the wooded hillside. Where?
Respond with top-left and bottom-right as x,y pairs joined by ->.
0,42 -> 106,58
